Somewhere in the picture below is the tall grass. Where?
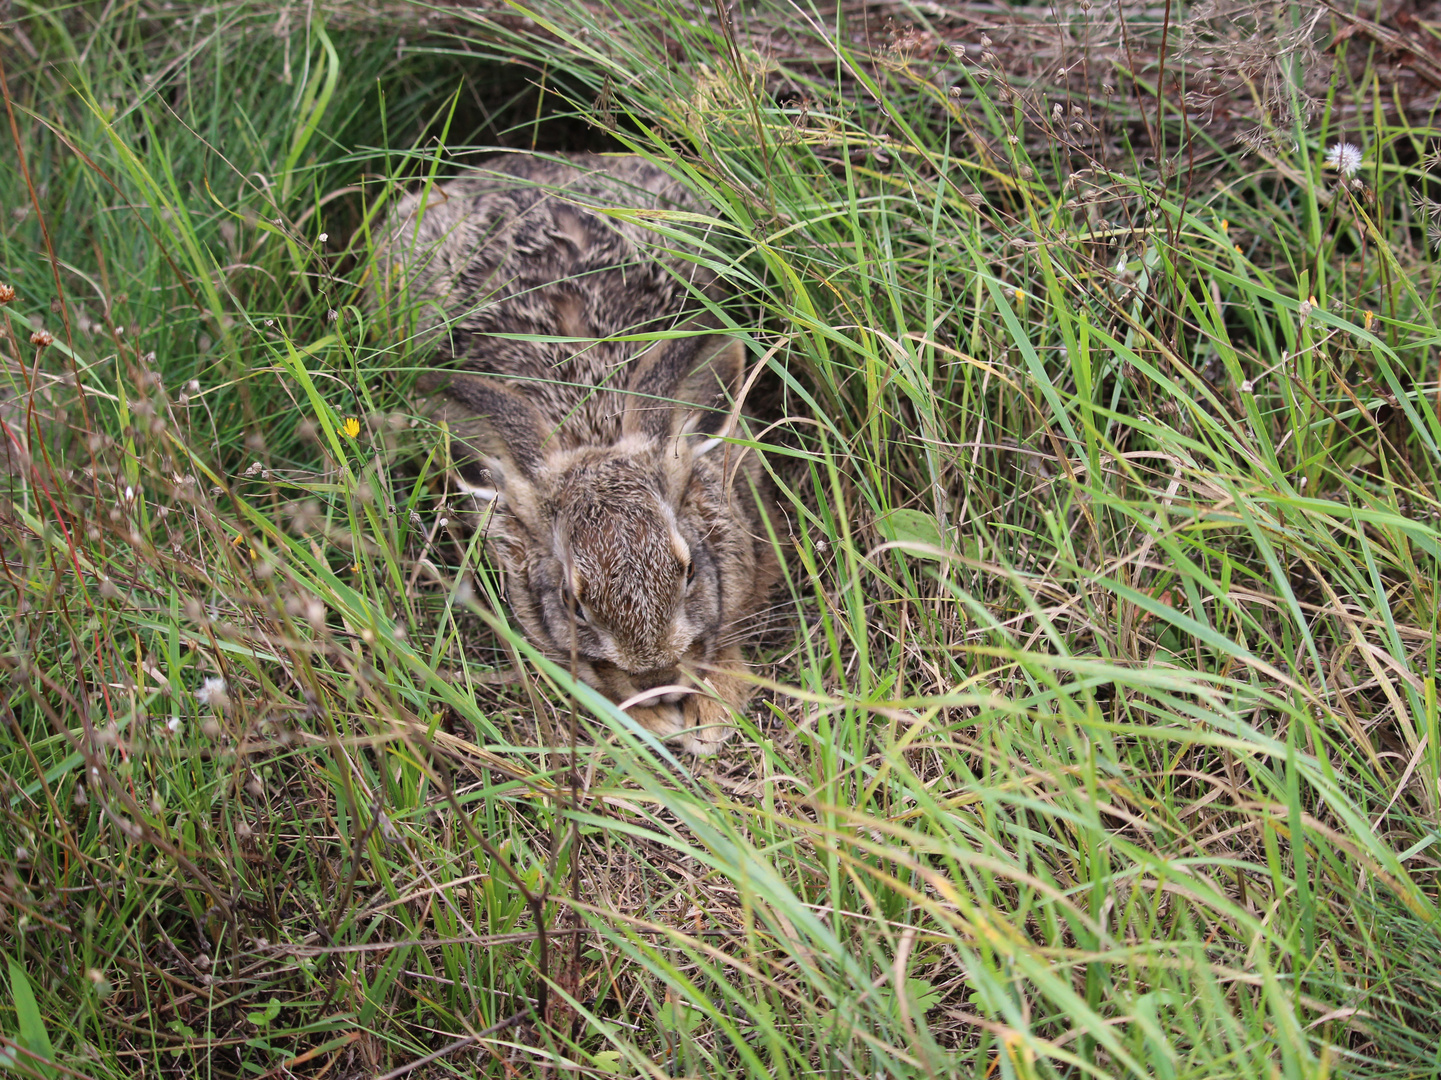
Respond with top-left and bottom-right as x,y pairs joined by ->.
2,1 -> 1439,1078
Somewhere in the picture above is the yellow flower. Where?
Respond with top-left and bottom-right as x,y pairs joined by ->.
342,416 -> 360,439
1363,310 -> 1375,332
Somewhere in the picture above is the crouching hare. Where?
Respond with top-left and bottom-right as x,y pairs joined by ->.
374,153 -> 780,754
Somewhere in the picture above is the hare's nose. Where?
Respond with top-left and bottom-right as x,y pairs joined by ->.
634,666 -> 686,703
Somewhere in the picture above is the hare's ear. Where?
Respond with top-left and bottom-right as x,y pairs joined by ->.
422,371 -> 547,496
622,335 -> 746,441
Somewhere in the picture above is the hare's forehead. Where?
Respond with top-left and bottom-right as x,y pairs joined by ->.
549,456 -> 691,576
558,497 -> 689,575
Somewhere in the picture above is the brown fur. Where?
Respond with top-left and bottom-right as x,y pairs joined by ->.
374,153 -> 780,753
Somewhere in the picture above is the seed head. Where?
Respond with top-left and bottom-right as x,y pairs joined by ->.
196,676 -> 229,712
1324,142 -> 1363,178
0,283 -> 15,303
30,328 -> 53,347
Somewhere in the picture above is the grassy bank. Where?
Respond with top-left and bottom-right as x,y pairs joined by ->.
2,1 -> 1439,1077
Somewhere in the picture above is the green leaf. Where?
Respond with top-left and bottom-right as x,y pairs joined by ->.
591,1050 -> 623,1073
658,997 -> 704,1033
743,998 -> 776,1028
4,959 -> 56,1079
875,509 -> 947,560
903,977 -> 941,1014
246,998 -> 282,1027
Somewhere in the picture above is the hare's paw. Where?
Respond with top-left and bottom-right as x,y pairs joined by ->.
626,703 -> 687,741
623,699 -> 734,756
677,694 -> 737,755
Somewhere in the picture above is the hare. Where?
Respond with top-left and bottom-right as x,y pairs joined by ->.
373,153 -> 780,754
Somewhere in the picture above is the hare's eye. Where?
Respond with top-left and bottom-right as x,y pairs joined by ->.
684,559 -> 696,589
560,584 -> 587,623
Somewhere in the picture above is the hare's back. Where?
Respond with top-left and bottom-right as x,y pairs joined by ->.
375,153 -> 724,442
376,153 -> 709,345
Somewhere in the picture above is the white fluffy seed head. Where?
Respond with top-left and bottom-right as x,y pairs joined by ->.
1325,142 -> 1362,178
